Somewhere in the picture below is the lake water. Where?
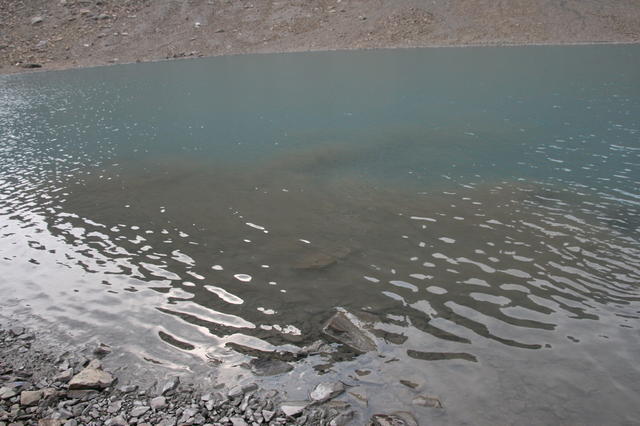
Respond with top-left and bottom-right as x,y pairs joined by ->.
1,45 -> 639,425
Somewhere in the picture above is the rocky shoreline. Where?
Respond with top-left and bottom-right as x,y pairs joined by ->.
2,0 -> 639,75
0,317 -> 430,426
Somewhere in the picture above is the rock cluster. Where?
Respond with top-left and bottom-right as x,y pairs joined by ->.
0,323 -> 434,425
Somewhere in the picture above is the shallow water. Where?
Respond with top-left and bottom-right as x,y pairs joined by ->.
1,45 -> 639,424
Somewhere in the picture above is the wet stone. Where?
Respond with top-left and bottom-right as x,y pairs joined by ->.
370,411 -> 418,426
280,401 -> 309,417
322,310 -> 377,353
249,358 -> 293,377
310,382 -> 345,402
161,377 -> 180,395
68,363 -> 114,390
412,395 -> 443,408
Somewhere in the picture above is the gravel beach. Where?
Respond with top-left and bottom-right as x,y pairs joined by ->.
1,0 -> 639,74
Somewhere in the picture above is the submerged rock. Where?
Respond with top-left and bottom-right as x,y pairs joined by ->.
161,376 -> 180,395
280,401 -> 309,417
93,343 -> 112,357
249,358 -> 293,376
68,360 -> 114,390
310,382 -> 345,402
370,411 -> 418,426
322,309 -> 377,353
412,394 -> 443,408
293,247 -> 352,271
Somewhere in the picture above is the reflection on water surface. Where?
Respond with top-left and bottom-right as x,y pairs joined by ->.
1,45 -> 639,425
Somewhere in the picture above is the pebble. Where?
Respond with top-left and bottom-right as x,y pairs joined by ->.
150,396 -> 166,410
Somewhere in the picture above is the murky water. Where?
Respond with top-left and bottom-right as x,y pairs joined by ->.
1,45 -> 639,424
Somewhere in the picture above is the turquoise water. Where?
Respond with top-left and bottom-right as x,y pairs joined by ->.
1,45 -> 639,425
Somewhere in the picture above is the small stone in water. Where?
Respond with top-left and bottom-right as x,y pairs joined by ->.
310,382 -> 345,402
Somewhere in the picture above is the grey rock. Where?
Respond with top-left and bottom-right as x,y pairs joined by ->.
64,420 -> 78,426
230,417 -> 248,426
118,385 -> 138,393
262,410 -> 275,422
96,13 -> 110,20
106,415 -> 129,426
0,387 -> 18,400
38,420 -> 64,426
156,417 -> 177,426
322,310 -> 377,353
227,386 -> 243,398
107,400 -> 122,414
93,343 -> 112,357
179,407 -> 198,423
30,16 -> 44,25
130,406 -> 149,417
300,340 -> 332,355
68,363 -> 114,390
280,401 -> 309,417
9,327 -> 25,337
370,412 -> 418,426
161,377 -> 179,395
149,396 -> 166,410
54,369 -> 74,383
412,395 -> 443,408
20,390 -> 43,406
249,358 -> 293,377
329,410 -> 354,426
310,382 -> 345,402
242,383 -> 258,393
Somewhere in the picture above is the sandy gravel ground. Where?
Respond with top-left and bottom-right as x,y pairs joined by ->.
1,0 -> 640,75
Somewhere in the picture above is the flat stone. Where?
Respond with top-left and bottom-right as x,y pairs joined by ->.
329,410 -> 355,426
130,406 -> 149,417
370,412 -> 418,426
310,382 -> 345,402
39,420 -> 64,426
156,417 -> 177,426
412,395 -> 443,408
105,415 -> 128,426
179,407 -> 198,423
0,387 -> 18,400
68,365 -> 114,390
280,401 -> 309,417
31,16 -> 44,25
322,310 -> 377,353
262,410 -> 275,422
149,396 -> 166,410
249,358 -> 293,377
118,385 -> 137,393
54,369 -> 74,383
20,390 -> 43,406
9,327 -> 25,337
93,343 -> 112,357
107,400 -> 122,414
230,417 -> 248,426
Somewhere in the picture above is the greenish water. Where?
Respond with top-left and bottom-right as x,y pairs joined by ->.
1,45 -> 639,425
